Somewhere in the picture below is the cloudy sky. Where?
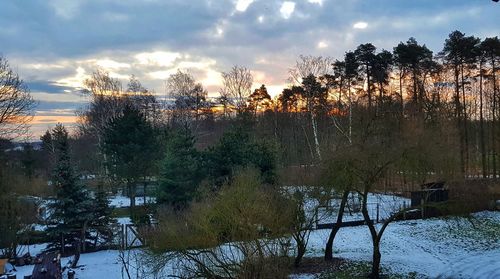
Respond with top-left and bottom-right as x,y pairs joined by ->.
1,0 -> 499,138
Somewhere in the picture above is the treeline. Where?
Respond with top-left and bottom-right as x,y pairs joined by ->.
49,30 -> 499,179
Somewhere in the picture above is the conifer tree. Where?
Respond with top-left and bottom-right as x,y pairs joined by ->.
103,105 -> 159,212
157,127 -> 202,209
46,124 -> 94,261
91,189 -> 116,246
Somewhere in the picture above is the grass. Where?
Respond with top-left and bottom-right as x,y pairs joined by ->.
111,206 -> 134,218
317,261 -> 420,279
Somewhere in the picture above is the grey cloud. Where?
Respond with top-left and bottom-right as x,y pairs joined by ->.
2,0 -> 499,136
36,101 -> 83,112
26,80 -> 77,94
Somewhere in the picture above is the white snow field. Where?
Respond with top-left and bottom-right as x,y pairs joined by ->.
6,211 -> 500,278
109,195 -> 156,208
302,211 -> 500,278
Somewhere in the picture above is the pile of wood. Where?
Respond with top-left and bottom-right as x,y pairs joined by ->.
31,253 -> 61,279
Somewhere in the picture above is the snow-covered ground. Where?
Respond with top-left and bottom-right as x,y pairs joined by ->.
316,193 -> 410,224
14,250 -> 126,279
5,197 -> 499,279
12,248 -> 175,279
302,211 -> 500,278
9,211 -> 500,278
109,195 -> 156,208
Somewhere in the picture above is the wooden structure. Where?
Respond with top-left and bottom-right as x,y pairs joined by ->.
411,181 -> 448,207
316,220 -> 371,229
121,224 -> 144,249
409,182 -> 448,218
31,253 -> 62,279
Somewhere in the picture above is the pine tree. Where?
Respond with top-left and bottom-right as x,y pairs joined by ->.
46,124 -> 94,260
102,105 -> 159,212
157,127 -> 202,209
205,126 -> 277,187
90,189 -> 116,246
247,84 -> 273,115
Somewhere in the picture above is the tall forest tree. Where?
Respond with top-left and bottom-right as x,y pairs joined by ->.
393,38 -> 437,114
288,56 -> 333,162
481,36 -> 500,176
354,43 -> 377,108
442,30 -> 481,174
300,74 -> 328,161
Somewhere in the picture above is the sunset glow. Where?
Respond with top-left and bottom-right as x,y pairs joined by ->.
0,0 -> 497,138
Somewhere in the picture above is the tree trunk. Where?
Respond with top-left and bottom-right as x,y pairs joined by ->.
399,70 -> 404,116
143,179 -> 148,205
371,240 -> 381,279
128,181 -> 136,214
413,69 -> 418,109
301,125 -> 315,162
479,60 -> 486,177
71,239 -> 81,268
454,64 -> 465,175
461,64 -> 469,175
324,190 -> 349,260
311,112 -> 322,161
348,81 -> 353,143
367,65 -> 372,109
294,241 -> 306,267
492,58 -> 498,178
361,189 -> 381,279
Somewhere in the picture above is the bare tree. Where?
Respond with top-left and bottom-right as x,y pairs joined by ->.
288,56 -> 333,161
0,56 -> 36,138
78,69 -> 125,138
288,55 -> 333,84
220,65 -> 253,114
77,70 -> 127,180
166,70 -> 208,126
127,75 -> 162,128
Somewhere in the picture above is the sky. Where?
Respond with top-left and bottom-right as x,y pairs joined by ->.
0,0 -> 499,138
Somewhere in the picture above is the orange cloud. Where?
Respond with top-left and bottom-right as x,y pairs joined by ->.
31,115 -> 78,124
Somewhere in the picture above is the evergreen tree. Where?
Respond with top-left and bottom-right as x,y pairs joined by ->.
393,38 -> 435,112
278,86 -> 301,112
90,189 -> 116,246
102,105 -> 159,212
46,124 -> 94,260
157,127 -> 202,209
204,126 -> 277,187
442,30 -> 481,174
371,50 -> 393,106
355,43 -> 377,108
247,84 -> 273,115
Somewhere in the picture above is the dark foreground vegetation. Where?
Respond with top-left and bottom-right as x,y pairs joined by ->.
1,30 -> 500,278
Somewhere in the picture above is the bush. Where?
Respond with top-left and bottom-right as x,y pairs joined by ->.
145,168 -> 295,278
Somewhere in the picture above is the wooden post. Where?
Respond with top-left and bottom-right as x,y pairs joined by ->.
121,224 -> 125,249
125,224 -> 128,249
61,234 -> 65,255
421,197 -> 425,219
403,201 -> 406,220
68,270 -> 75,279
376,203 -> 380,223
